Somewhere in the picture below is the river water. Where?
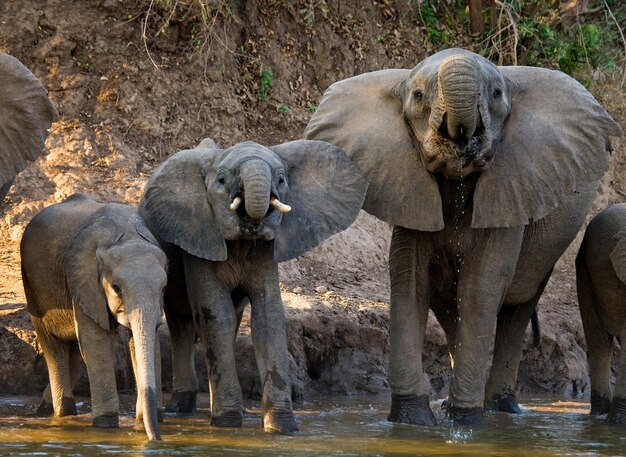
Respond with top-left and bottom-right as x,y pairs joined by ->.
0,394 -> 624,456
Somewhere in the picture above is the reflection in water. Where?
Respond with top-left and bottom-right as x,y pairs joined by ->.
0,395 -> 625,456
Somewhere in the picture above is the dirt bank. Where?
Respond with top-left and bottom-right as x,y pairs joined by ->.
0,0 -> 624,402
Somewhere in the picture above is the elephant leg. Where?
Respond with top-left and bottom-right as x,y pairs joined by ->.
33,321 -> 76,417
607,326 -> 626,424
576,255 -> 612,415
184,253 -> 243,427
245,264 -> 297,434
387,227 -> 435,426
447,227 -> 524,425
164,307 -> 199,415
74,308 -> 119,428
485,272 -> 550,414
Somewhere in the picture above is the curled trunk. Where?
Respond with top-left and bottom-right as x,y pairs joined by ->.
437,55 -> 480,143
240,160 -> 272,220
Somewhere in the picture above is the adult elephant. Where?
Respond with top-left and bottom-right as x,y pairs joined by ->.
0,52 -> 56,197
305,48 -> 622,425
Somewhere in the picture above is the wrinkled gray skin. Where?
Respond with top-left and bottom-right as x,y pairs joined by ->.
21,193 -> 168,441
577,203 -> 626,424
139,138 -> 366,434
305,48 -> 622,425
0,52 -> 56,199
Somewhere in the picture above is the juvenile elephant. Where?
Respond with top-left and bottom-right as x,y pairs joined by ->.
305,48 -> 622,424
139,138 -> 367,433
21,193 -> 168,441
576,203 -> 626,424
0,52 -> 56,198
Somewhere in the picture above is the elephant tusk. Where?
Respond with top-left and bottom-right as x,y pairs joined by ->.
229,196 -> 242,211
270,197 -> 292,213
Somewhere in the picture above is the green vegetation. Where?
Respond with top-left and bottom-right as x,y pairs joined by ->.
257,69 -> 273,102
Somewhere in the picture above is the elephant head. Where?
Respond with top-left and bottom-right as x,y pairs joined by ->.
0,52 -> 56,194
66,204 -> 167,441
305,48 -> 622,230
140,139 -> 367,262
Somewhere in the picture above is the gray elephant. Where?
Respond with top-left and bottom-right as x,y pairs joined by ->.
0,52 -> 56,198
305,48 -> 622,424
21,193 -> 168,441
139,138 -> 367,433
576,203 -> 626,424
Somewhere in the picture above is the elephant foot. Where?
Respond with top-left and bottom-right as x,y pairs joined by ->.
37,400 -> 53,417
263,408 -> 299,434
41,397 -> 77,417
607,397 -> 626,424
446,404 -> 484,425
590,390 -> 611,415
388,394 -> 436,426
211,409 -> 243,428
93,413 -> 119,428
484,393 -> 522,414
165,390 -> 197,415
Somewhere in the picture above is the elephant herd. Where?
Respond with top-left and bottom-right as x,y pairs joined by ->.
1,48 -> 624,441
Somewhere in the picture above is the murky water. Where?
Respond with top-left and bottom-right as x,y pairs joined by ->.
0,394 -> 624,456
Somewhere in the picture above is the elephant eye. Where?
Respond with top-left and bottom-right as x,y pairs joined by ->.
112,284 -> 122,296
493,88 -> 502,99
217,175 -> 226,185
413,89 -> 423,101
278,176 -> 285,185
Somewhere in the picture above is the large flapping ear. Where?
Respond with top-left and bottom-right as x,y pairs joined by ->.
472,67 -> 623,228
611,230 -> 626,285
0,52 -> 57,188
66,218 -> 122,331
270,140 -> 368,262
305,69 -> 444,231
139,148 -> 228,261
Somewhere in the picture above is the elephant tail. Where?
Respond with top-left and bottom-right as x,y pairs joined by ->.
531,310 -> 540,347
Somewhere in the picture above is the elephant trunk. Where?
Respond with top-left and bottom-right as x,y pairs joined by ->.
437,55 -> 480,145
130,315 -> 161,441
240,159 -> 272,220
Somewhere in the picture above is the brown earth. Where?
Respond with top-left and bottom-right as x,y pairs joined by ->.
0,0 -> 624,405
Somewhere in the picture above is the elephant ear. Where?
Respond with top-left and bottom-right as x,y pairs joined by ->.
0,52 -> 57,188
610,230 -> 626,285
270,140 -> 368,262
305,69 -> 444,231
472,67 -> 623,228
66,218 -> 122,331
139,148 -> 228,261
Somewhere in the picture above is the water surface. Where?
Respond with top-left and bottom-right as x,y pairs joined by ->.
0,395 -> 624,456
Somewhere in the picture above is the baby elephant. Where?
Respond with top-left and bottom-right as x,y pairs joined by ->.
139,138 -> 367,433
21,193 -> 168,440
576,203 -> 626,424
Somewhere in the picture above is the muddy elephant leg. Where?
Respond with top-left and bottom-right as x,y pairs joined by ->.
183,253 -> 243,427
387,227 -> 435,426
576,256 -> 613,415
74,308 -> 119,428
447,227 -> 524,425
245,263 -> 297,434
33,321 -> 76,417
607,326 -> 626,423
164,307 -> 199,415
484,272 -> 550,413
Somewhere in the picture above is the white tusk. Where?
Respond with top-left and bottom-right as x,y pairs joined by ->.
270,197 -> 291,213
229,196 -> 242,211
